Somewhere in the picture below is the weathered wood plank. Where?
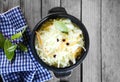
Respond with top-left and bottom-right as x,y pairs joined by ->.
0,0 -> 3,13
61,0 -> 81,82
22,0 -> 41,30
2,0 -> 20,12
2,0 -> 9,12
61,0 -> 81,18
102,0 -> 120,82
82,0 -> 101,82
8,0 -> 20,8
42,0 -> 60,18
42,0 -> 60,82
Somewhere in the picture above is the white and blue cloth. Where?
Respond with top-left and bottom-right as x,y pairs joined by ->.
0,6 -> 52,82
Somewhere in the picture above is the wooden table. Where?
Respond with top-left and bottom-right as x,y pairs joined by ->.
0,0 -> 120,82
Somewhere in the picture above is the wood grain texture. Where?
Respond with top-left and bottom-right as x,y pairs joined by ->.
102,0 -> 120,82
22,0 -> 41,30
42,0 -> 60,18
0,0 -> 3,13
1,0 -> 120,82
8,0 -> 20,8
61,0 -> 81,18
61,0 -> 81,82
2,0 -> 9,12
2,0 -> 20,12
82,0 -> 101,82
41,0 -> 60,82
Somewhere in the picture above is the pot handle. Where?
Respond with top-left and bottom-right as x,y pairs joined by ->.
53,71 -> 71,78
48,7 -> 67,14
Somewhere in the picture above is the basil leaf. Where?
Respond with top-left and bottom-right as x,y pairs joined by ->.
11,25 -> 28,40
4,39 -> 15,61
11,32 -> 22,40
7,44 -> 17,52
0,32 -> 5,49
54,20 -> 68,33
18,43 -> 28,52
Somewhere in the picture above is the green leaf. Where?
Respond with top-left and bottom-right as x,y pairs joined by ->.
11,32 -> 22,40
18,43 -> 28,52
11,25 -> 28,40
7,44 -> 17,52
4,39 -> 15,61
54,20 -> 68,33
0,32 -> 5,49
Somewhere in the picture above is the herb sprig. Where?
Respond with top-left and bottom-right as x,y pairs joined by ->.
0,25 -> 28,61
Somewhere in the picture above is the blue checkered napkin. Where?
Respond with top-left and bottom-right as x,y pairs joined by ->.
0,6 -> 52,82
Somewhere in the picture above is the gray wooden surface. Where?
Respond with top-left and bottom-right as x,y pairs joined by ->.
82,0 -> 101,82
0,0 -> 120,82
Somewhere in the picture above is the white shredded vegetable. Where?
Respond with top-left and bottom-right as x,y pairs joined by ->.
35,18 -> 85,68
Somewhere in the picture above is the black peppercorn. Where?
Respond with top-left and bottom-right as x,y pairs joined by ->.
57,38 -> 59,42
62,39 -> 66,42
69,60 -> 73,65
53,54 -> 56,58
66,42 -> 70,46
80,34 -> 82,37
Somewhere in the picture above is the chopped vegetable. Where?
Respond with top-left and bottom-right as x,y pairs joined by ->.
35,18 -> 85,68
36,31 -> 42,46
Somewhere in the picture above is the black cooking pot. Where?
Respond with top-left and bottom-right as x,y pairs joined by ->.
30,7 -> 89,78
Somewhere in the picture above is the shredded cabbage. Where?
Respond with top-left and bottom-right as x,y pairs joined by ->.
35,18 -> 85,68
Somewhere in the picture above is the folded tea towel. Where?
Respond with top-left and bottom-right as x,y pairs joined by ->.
0,6 -> 52,82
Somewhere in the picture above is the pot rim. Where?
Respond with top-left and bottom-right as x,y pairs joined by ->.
30,13 -> 89,73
